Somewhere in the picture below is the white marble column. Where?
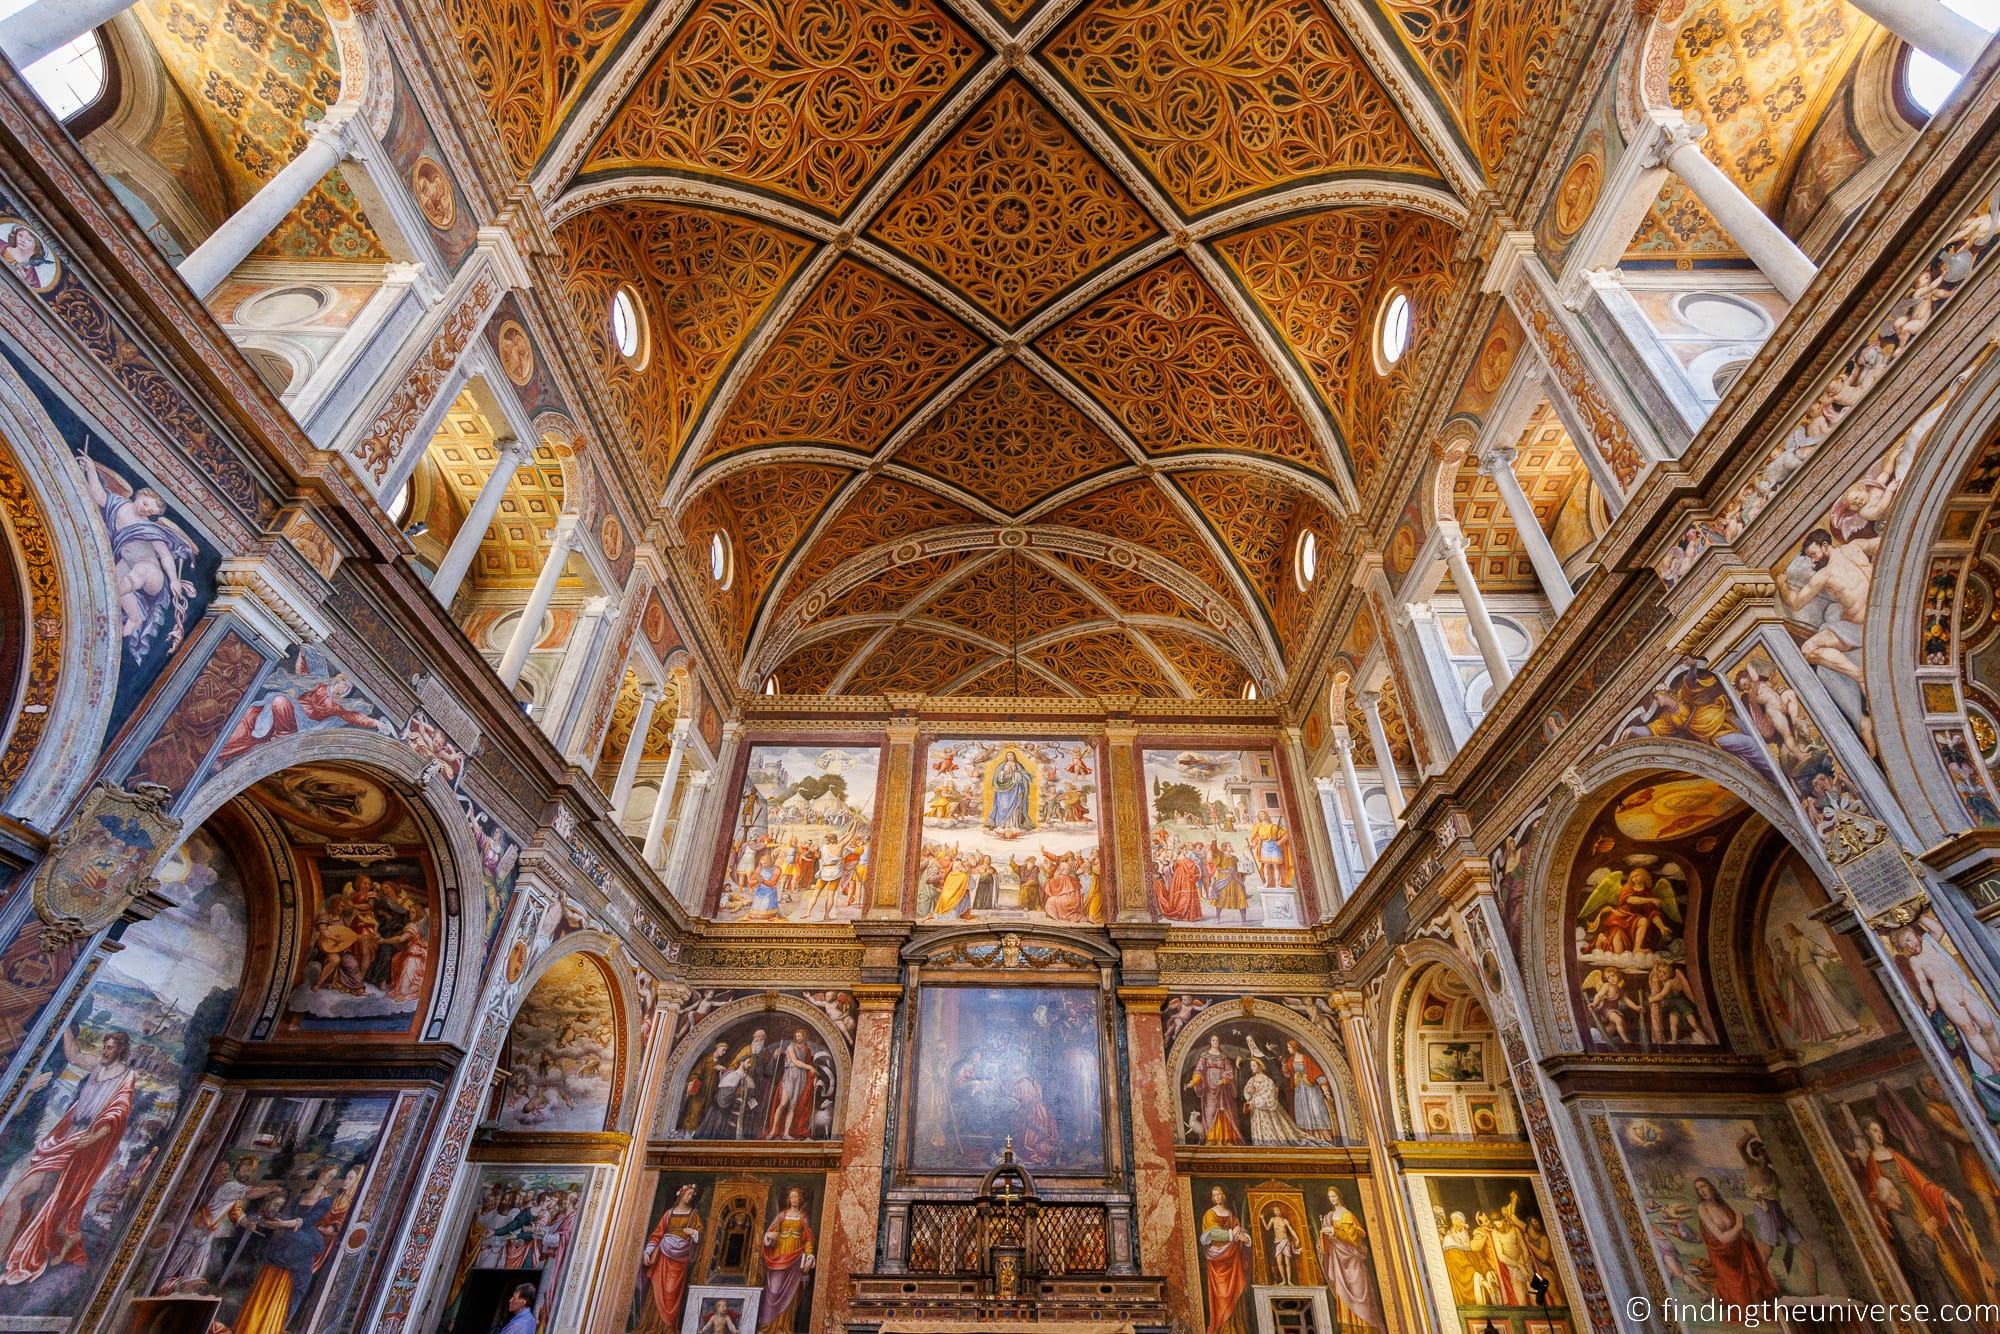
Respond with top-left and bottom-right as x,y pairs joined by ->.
1849,0 -> 1990,72
608,683 -> 663,818
540,595 -> 611,742
180,117 -> 352,299
429,436 -> 535,607
1442,534 -> 1514,698
1356,690 -> 1407,818
1644,116 -> 1816,303
496,513 -> 578,689
642,723 -> 690,865
1334,737 -> 1377,867
1478,443 -> 1574,615
662,770 -> 714,907
0,0 -> 134,70
1315,777 -> 1361,898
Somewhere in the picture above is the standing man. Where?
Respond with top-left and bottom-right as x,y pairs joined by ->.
498,1282 -> 539,1334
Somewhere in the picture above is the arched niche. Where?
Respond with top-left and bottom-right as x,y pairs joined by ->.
1384,955 -> 1522,1140
487,942 -> 628,1136
1518,737 -> 1836,1057
180,725 -> 496,1048
0,754 -> 472,1328
1165,998 -> 1361,1148
656,993 -> 851,1144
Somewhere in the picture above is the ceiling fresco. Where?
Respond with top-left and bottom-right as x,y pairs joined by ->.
519,0 -> 1494,697
1628,0 -> 1871,261
134,0 -> 384,262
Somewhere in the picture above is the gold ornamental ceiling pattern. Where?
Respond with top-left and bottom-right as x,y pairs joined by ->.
1036,258 -> 1327,476
438,0 -> 645,176
516,0 -> 1509,698
700,259 -> 986,463
866,80 -> 1160,327
579,0 -> 984,215
1042,0 -> 1442,216
1376,0 -> 1572,176
556,203 -> 812,497
891,361 -> 1128,514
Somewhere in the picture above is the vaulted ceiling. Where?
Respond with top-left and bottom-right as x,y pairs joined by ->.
435,0 -> 1553,697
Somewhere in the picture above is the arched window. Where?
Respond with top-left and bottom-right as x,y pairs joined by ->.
708,531 -> 734,589
762,673 -> 780,695
609,285 -> 647,365
21,31 -> 107,122
1903,0 -> 2000,114
1374,289 -> 1412,371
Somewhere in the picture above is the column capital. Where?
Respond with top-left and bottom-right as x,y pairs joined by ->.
1355,689 -> 1383,713
1314,774 -> 1342,792
1439,530 -> 1471,561
688,769 -> 714,788
1475,442 -> 1519,476
548,511 -> 581,541
495,435 -> 537,466
1639,110 -> 1707,170
638,681 -> 666,705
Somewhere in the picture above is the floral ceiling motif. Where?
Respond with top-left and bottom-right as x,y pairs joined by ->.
1042,0 -> 1441,216
580,0 -> 984,216
134,0 -> 382,261
1628,0 -> 1867,259
866,79 -> 1160,327
891,360 -> 1128,515
438,0 -> 644,176
1375,0 -> 1572,176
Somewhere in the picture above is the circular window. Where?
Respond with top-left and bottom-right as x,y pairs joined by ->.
610,286 -> 647,364
708,531 -> 733,588
1375,290 -> 1412,371
1295,528 -> 1319,591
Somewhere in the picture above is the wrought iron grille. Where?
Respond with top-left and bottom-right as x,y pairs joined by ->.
1038,1205 -> 1108,1274
902,1202 -> 1109,1275
907,1203 -> 980,1273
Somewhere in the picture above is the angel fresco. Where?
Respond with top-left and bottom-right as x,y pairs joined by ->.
76,448 -> 198,662
1573,850 -> 1715,1050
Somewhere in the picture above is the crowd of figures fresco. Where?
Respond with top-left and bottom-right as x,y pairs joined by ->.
627,1170 -> 824,1334
911,986 -> 1103,1174
714,745 -> 878,923
1144,748 -> 1303,927
439,1166 -> 589,1333
148,1093 -> 393,1331
1409,1175 -> 1569,1330
0,829 -> 247,1319
919,738 -> 1104,924
1179,1018 -> 1346,1147
669,1013 -> 838,1143
1191,1174 -> 1386,1332
495,956 -> 616,1133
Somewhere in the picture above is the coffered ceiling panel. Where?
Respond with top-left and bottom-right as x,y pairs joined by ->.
891,361 -> 1129,514
867,79 -> 1160,327
425,391 -> 568,588
701,259 -> 986,464
1042,0 -> 1442,217
556,202 -> 813,497
1036,258 -> 1327,477
580,0 -> 985,216
438,0 -> 645,176
1215,207 -> 1458,496
1450,401 -> 1589,590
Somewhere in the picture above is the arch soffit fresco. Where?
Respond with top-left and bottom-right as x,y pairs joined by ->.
1376,947 -> 1510,1140
507,928 -> 648,1135
503,0 -> 1493,696
1516,737 -> 1835,1058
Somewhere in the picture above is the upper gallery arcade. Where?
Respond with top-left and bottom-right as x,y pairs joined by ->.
0,0 -> 1994,1329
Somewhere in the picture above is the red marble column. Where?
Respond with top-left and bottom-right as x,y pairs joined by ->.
1118,984 -> 1198,1332
817,982 -> 902,1331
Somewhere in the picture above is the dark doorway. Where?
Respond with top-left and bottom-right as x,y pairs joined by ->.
443,1266 -> 542,1334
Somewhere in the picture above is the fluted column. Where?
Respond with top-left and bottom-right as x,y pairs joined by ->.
608,684 -> 664,819
1643,115 -> 1816,302
1355,691 -> 1406,818
0,0 -> 137,72
1478,443 -> 1574,615
496,513 -> 578,689
429,436 -> 534,606
180,116 -> 352,299
642,722 -> 690,865
1442,534 -> 1514,698
1333,737 -> 1377,867
1849,0 -> 1990,72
